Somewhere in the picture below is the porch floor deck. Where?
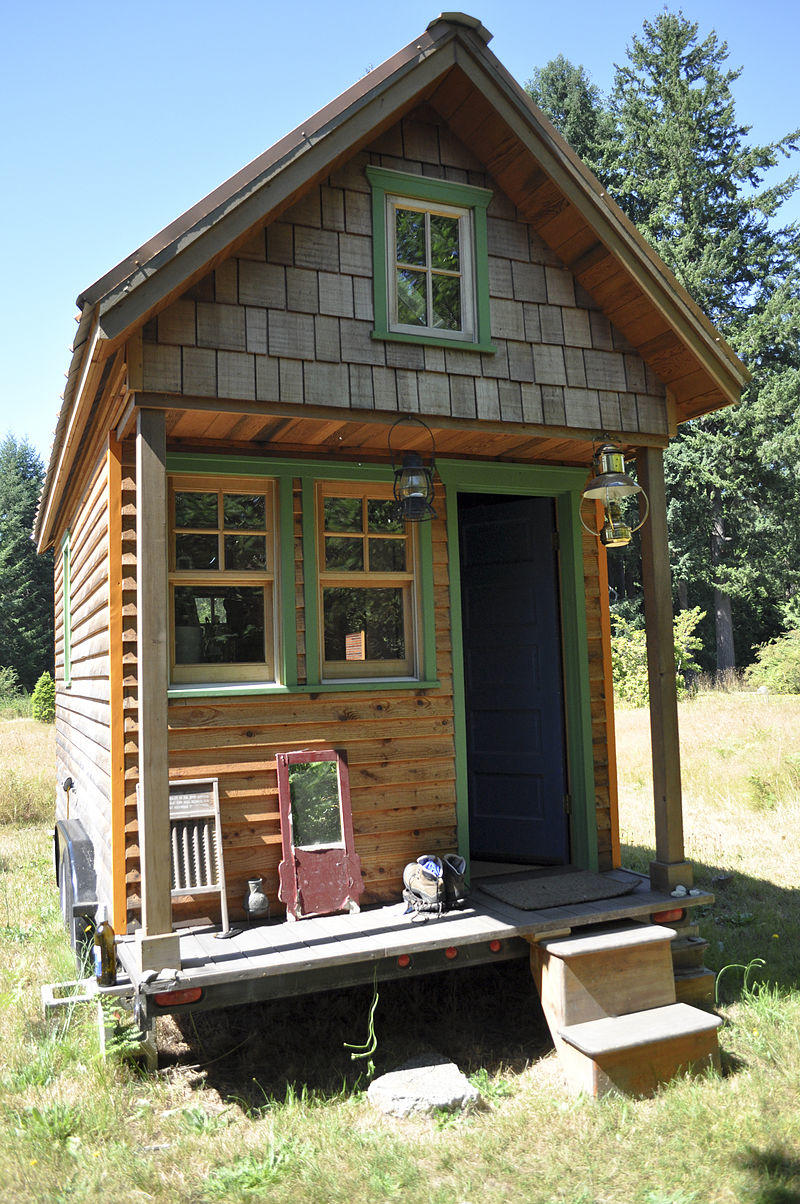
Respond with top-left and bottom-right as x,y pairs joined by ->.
116,872 -> 712,1010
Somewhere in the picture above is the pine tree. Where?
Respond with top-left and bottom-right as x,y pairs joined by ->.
0,435 -> 54,689
525,55 -> 611,173
528,14 -> 800,670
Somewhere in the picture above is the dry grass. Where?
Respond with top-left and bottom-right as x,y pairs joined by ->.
617,693 -> 800,886
2,700 -> 800,1203
0,719 -> 55,824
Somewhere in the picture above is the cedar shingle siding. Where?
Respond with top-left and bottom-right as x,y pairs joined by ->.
142,108 -> 667,437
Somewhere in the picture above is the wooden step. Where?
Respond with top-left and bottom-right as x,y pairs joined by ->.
558,1003 -> 722,1097
674,967 -> 716,1007
531,922 -> 677,1030
671,935 -> 709,970
538,923 -> 676,961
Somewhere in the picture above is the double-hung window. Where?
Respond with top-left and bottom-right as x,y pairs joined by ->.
169,476 -> 277,683
367,165 -> 494,352
317,482 -> 418,680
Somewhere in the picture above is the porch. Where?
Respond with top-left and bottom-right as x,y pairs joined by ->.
115,870 -> 712,1014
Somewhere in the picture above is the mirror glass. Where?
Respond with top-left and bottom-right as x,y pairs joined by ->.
288,760 -> 343,847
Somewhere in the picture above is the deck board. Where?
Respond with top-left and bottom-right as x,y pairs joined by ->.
115,877 -> 713,1000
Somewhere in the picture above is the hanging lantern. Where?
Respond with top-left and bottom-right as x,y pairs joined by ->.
580,443 -> 649,549
388,416 -> 437,522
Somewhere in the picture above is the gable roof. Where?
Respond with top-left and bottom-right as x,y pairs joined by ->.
37,11 -> 748,547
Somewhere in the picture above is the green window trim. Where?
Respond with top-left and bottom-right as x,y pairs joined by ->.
61,531 -> 71,688
435,459 -> 598,875
165,453 -> 438,696
366,165 -> 495,354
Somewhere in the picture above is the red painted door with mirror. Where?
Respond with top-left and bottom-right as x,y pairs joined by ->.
276,749 -> 364,920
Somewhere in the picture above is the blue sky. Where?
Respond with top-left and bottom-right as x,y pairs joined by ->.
2,0 -> 798,465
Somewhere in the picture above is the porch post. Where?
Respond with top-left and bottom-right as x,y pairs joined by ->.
638,446 -> 693,892
135,408 -> 181,971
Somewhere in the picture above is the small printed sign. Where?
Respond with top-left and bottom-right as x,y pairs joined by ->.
345,630 -> 366,661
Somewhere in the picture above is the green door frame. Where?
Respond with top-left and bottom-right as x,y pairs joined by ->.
437,459 -> 598,875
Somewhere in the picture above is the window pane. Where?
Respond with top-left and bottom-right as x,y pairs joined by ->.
224,534 -> 267,570
369,538 -> 406,572
430,214 -> 460,271
288,760 -> 343,847
175,491 -> 217,529
175,533 -> 219,570
397,269 -> 427,326
324,496 -> 362,532
367,499 -> 404,533
395,208 -> 426,266
432,273 -> 462,331
174,585 -> 265,664
325,537 -> 363,571
323,587 -> 405,662
224,494 -> 266,530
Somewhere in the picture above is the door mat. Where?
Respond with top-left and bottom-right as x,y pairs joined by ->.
476,868 -> 639,911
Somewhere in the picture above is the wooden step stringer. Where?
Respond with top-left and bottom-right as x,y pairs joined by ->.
529,922 -> 721,1097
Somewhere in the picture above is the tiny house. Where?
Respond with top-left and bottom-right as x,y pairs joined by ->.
37,15 -> 747,1093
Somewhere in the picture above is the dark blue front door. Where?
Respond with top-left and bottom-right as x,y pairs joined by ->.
458,494 -> 569,864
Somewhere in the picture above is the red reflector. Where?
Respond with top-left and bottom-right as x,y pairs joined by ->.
444,946 -> 458,960
489,940 -> 502,953
651,908 -> 685,923
153,987 -> 203,1007
397,954 -> 411,968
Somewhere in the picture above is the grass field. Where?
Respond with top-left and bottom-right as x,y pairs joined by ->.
2,694 -> 800,1204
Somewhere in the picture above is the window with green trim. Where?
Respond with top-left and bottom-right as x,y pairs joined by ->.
61,532 -> 71,687
316,481 -> 419,681
366,166 -> 494,353
168,475 -> 278,684
163,452 -> 439,698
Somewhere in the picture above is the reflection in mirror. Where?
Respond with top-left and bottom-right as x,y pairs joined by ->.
288,760 -> 343,848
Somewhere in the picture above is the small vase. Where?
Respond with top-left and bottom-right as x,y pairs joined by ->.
243,877 -> 270,920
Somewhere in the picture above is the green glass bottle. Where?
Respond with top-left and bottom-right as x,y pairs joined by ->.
93,905 -> 116,986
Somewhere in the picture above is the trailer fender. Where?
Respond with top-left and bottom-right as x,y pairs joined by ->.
54,819 -> 97,963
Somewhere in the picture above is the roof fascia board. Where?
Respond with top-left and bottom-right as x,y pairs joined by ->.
450,45 -> 747,403
36,313 -> 103,549
95,41 -> 458,342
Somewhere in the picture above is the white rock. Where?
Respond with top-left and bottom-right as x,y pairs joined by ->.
671,884 -> 688,897
367,1055 -> 480,1118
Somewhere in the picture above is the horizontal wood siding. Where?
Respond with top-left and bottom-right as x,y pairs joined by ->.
123,466 -> 457,924
55,454 -> 114,905
142,106 -> 667,439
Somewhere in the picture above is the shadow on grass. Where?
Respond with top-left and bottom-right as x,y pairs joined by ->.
163,847 -> 800,1107
738,1146 -> 800,1204
164,956 -> 551,1108
623,842 -> 800,1002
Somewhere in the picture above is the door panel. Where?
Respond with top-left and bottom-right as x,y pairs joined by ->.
458,494 -> 569,863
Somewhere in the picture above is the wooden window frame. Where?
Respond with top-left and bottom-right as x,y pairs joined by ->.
387,195 -> 475,341
316,480 -> 420,682
164,453 -> 439,698
366,165 -> 495,354
168,474 -> 278,684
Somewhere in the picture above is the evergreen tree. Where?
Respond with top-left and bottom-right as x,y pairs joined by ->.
0,435 -> 54,689
525,55 -> 611,172
529,13 -> 800,670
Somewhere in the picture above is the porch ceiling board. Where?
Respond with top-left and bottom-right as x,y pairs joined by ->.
155,400 -> 670,467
